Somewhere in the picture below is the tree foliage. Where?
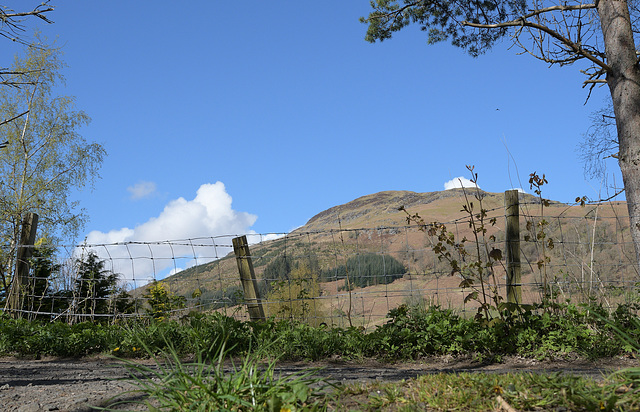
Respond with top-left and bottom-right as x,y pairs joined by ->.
0,41 -> 105,298
325,253 -> 406,290
266,263 -> 326,326
261,254 -> 321,294
73,251 -> 133,320
362,1 -> 640,267
143,281 -> 186,320
362,1 -> 527,56
22,245 -> 65,318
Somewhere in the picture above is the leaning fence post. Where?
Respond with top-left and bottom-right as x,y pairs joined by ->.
232,235 -> 266,321
6,212 -> 39,318
505,190 -> 521,304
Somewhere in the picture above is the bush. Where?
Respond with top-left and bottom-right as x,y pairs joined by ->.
1,301 -> 638,361
368,304 -> 484,359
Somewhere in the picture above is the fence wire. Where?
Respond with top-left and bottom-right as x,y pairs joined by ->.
1,199 -> 639,327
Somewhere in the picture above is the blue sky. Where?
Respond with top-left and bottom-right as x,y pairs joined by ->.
3,1 -> 621,248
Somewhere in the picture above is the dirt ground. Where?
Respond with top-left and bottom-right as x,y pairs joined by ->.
0,354 -> 637,411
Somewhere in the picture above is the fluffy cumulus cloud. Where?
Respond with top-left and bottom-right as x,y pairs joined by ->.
127,181 -> 157,200
81,182 -> 260,284
443,177 -> 480,190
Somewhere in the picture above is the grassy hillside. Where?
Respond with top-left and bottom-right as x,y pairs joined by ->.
152,188 -> 634,324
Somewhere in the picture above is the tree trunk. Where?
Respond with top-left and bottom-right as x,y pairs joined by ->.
598,0 -> 640,270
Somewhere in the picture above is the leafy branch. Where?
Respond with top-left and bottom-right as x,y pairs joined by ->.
400,166 -> 505,322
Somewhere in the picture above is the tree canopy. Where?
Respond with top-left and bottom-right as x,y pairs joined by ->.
0,41 -> 105,303
362,0 -> 527,56
362,1 -> 640,267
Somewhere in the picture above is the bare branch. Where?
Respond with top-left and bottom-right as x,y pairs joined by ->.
1,8 -> 55,22
0,3 -> 54,91
0,3 -> 55,27
522,3 -> 597,20
589,188 -> 626,203
463,18 -> 609,71
0,110 -> 29,127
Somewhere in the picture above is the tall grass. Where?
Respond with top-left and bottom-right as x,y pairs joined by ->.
105,332 -> 332,411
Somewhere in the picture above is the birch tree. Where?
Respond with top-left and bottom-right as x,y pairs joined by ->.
0,2 -> 54,90
0,43 -> 105,303
362,0 -> 640,267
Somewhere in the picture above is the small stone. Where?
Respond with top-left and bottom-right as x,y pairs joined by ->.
0,384 -> 10,390
17,403 -> 40,412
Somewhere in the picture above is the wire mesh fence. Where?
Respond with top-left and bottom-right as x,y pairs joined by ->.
1,195 -> 639,327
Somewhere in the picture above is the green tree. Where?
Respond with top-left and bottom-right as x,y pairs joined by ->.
73,251 -> 131,320
262,254 -> 294,283
325,253 -> 406,290
261,254 -> 321,295
266,263 -> 325,326
0,42 -> 105,301
23,245 -> 65,318
361,1 -> 640,269
143,280 -> 186,320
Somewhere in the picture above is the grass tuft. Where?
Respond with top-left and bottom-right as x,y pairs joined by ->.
103,330 -> 333,411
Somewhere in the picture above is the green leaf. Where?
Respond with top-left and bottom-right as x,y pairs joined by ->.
464,291 -> 478,303
459,278 -> 474,288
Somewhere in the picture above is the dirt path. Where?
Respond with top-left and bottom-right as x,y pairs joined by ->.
0,355 -> 637,411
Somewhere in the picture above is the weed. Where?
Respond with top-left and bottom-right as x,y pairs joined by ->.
400,166 -> 507,323
105,331 -> 331,411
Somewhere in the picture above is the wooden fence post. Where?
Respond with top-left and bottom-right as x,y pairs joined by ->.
505,191 -> 521,304
6,212 -> 39,318
232,235 -> 266,321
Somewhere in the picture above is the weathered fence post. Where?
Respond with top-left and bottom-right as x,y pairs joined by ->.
6,212 -> 39,318
232,235 -> 266,321
505,190 -> 521,304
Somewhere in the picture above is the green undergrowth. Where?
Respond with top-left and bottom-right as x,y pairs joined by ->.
328,371 -> 640,411
0,302 -> 639,361
3,303 -> 640,411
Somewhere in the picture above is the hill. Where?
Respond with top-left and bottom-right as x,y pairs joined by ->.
153,188 -> 633,325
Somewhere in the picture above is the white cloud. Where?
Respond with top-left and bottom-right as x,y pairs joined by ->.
247,232 -> 285,245
444,177 -> 480,190
80,182 -> 260,284
127,181 -> 157,200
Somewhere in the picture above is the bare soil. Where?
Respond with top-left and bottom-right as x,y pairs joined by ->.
0,354 -> 637,411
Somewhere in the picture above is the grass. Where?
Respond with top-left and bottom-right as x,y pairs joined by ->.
327,371 -> 640,411
105,334 -> 332,411
1,302 -> 639,410
102,328 -> 640,411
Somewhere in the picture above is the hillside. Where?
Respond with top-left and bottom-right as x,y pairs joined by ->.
159,189 -> 504,296
155,188 -> 633,324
